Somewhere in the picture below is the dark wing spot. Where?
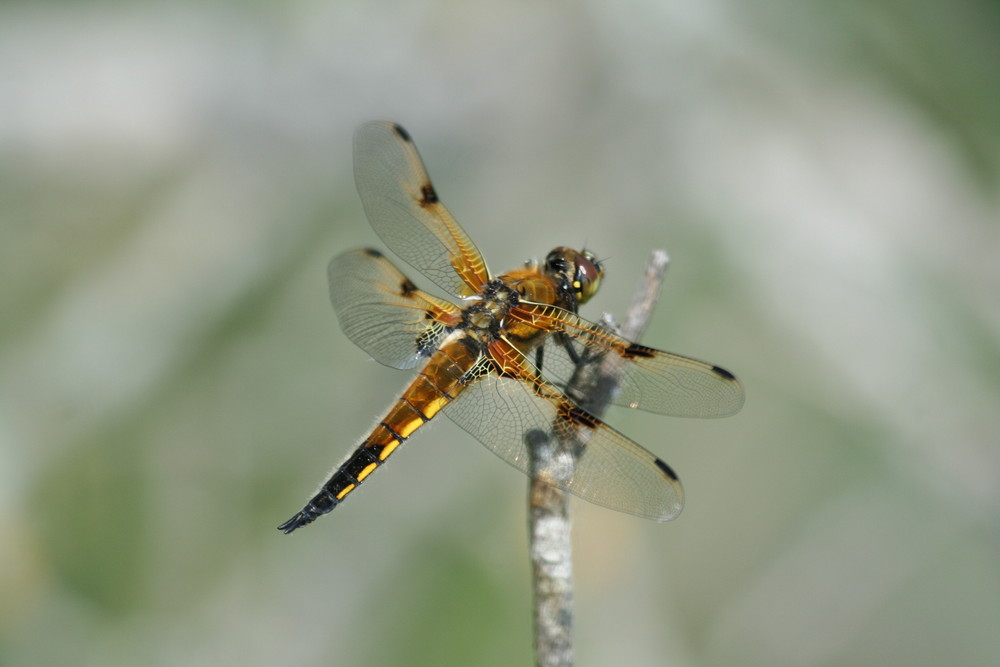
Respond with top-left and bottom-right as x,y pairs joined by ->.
711,365 -> 737,381
391,123 -> 412,142
653,458 -> 679,481
400,279 -> 418,297
623,343 -> 656,359
362,247 -> 384,258
419,183 -> 439,206
565,406 -> 600,429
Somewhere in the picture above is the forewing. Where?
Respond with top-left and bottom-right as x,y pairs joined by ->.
328,248 -> 462,370
353,121 -> 490,298
443,340 -> 684,521
516,303 -> 745,418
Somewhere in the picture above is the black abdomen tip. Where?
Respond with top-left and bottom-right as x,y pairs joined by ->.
277,512 -> 315,534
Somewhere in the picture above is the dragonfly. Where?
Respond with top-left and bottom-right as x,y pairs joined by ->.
278,121 -> 744,533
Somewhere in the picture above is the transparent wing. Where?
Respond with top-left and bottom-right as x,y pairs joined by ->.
517,302 -> 745,418
328,248 -> 462,370
353,121 -> 491,298
443,340 -> 684,521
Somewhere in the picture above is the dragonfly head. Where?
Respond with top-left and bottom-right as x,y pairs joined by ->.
545,247 -> 604,306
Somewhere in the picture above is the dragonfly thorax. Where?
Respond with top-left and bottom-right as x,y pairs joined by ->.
461,279 -> 520,338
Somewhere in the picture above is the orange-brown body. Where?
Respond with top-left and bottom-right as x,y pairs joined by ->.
278,260 -> 581,532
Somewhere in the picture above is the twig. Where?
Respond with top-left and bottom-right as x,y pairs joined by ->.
528,250 -> 670,667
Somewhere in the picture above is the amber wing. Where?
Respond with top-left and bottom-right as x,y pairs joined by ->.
353,121 -> 491,298
328,247 -> 462,370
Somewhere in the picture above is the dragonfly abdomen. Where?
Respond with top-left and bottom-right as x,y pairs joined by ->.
277,405 -> 431,533
278,342 -> 477,533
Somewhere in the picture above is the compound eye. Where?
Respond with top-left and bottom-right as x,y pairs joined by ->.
574,253 -> 603,303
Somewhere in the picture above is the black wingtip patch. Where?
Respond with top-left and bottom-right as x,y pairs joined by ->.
391,123 -> 412,142
653,458 -> 679,481
711,365 -> 737,381
362,247 -> 384,258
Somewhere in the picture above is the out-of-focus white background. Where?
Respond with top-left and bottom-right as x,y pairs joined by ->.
2,2 -> 998,666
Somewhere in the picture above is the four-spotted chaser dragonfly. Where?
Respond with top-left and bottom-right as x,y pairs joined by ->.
278,121 -> 744,533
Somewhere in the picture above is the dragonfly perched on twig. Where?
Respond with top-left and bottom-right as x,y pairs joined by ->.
279,121 -> 744,533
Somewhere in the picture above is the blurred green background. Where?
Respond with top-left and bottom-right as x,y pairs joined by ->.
2,1 -> 998,666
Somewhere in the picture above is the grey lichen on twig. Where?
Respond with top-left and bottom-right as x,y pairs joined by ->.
528,249 -> 670,667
